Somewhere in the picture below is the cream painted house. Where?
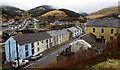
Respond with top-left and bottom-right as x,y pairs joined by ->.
86,19 -> 120,41
33,34 -> 53,54
47,30 -> 69,46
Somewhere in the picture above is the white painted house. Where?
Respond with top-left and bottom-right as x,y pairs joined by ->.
70,40 -> 91,53
67,26 -> 82,38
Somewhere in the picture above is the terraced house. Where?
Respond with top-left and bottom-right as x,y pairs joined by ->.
86,19 -> 120,41
5,32 -> 53,62
67,26 -> 82,38
47,30 -> 69,46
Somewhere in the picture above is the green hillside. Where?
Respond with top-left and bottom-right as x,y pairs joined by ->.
59,9 -> 80,17
91,6 -> 120,15
27,5 -> 56,17
2,5 -> 24,18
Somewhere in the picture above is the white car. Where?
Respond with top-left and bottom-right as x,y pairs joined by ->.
12,59 -> 29,68
30,53 -> 43,60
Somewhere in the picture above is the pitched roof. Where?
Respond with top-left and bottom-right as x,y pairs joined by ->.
82,33 -> 96,45
14,32 -> 52,45
67,27 -> 78,32
75,26 -> 82,30
82,33 -> 105,47
47,30 -> 69,37
86,19 -> 120,27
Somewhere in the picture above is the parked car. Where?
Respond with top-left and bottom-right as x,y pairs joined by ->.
12,59 -> 29,68
30,53 -> 43,60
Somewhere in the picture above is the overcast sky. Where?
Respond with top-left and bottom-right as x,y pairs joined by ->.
1,0 -> 119,13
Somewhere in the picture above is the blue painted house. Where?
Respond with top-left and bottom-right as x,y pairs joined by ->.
5,32 -> 52,63
5,37 -> 33,63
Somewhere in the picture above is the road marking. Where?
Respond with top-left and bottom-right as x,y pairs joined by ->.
24,63 -> 34,68
50,51 -> 57,55
38,56 -> 47,61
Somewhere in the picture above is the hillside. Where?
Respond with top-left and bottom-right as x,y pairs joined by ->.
2,5 -> 24,18
38,10 -> 68,23
91,6 -> 120,15
59,9 -> 80,17
1,5 -> 86,23
79,12 -> 89,17
28,5 -> 54,11
1,5 -> 24,22
40,10 -> 68,17
27,5 -> 56,17
87,6 -> 120,19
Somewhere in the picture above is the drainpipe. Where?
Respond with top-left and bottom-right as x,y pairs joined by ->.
16,41 -> 20,68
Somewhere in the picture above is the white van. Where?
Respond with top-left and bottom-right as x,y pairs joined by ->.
12,59 -> 29,68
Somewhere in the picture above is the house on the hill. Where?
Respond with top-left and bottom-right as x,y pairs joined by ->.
86,19 -> 120,41
5,32 -> 53,62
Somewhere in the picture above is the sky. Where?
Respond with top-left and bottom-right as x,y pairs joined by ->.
1,0 -> 120,13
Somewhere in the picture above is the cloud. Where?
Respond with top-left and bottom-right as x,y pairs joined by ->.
1,0 -> 119,13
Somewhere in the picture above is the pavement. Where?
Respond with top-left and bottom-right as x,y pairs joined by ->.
20,38 -> 79,69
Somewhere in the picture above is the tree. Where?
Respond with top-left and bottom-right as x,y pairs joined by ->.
59,9 -> 80,17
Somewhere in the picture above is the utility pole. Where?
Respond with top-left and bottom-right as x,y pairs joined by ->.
8,41 -> 11,67
9,41 -> 11,61
16,41 -> 20,69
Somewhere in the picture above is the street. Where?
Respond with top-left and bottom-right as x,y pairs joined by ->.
21,38 -> 79,69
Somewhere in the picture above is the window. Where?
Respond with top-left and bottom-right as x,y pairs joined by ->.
38,48 -> 39,51
41,41 -> 43,43
110,36 -> 113,40
49,39 -> 51,42
101,36 -> 104,39
32,49 -> 34,54
101,29 -> 104,33
37,42 -> 39,45
25,45 -> 28,50
26,51 -> 29,57
111,29 -> 114,33
47,44 -> 49,48
31,43 -> 34,48
93,28 -> 95,32
46,40 -> 48,43
57,36 -> 58,41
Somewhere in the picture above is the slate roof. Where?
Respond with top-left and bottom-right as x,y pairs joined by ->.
82,33 -> 96,45
86,19 -> 120,27
82,33 -> 105,48
47,30 -> 69,37
67,27 -> 78,32
14,32 -> 52,45
75,26 -> 82,30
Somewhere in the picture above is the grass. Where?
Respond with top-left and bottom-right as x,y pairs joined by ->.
35,24 -> 40,28
49,60 -> 57,65
86,15 -> 105,19
92,59 -> 120,68
30,60 -> 57,69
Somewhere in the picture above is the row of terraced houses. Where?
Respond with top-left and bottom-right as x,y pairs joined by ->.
4,26 -> 82,63
4,19 -> 120,63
